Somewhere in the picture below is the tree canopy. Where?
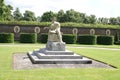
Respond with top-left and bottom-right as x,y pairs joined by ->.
1,0 -> 120,26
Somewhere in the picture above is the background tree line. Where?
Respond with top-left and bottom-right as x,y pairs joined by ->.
1,0 -> 120,25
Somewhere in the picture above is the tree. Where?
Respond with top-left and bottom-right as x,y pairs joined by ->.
83,15 -> 90,24
109,17 -> 119,25
0,0 -> 13,21
61,9 -> 85,23
89,15 -> 96,24
0,0 -> 5,20
23,10 -> 36,21
65,9 -> 76,22
5,5 -> 13,21
13,8 -> 23,21
97,17 -> 109,24
79,13 -> 86,23
57,10 -> 65,22
41,11 -> 56,22
36,16 -> 41,22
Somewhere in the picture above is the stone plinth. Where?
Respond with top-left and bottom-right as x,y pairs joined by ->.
28,42 -> 92,64
46,41 -> 65,51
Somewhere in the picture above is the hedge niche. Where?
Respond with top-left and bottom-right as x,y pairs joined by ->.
62,34 -> 77,44
78,35 -> 96,45
20,33 -> 37,43
97,35 -> 114,45
0,33 -> 14,43
40,33 -> 48,43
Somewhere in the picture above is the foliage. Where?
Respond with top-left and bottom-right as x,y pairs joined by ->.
0,21 -> 120,29
41,11 -> 56,22
62,34 -> 77,44
20,33 -> 37,43
57,10 -> 65,22
78,35 -> 96,45
114,41 -> 120,45
0,33 -> 14,43
23,10 -> 36,21
1,0 -> 120,26
0,0 -> 13,21
40,33 -> 48,43
114,30 -> 119,43
13,8 -> 23,21
97,35 -> 114,45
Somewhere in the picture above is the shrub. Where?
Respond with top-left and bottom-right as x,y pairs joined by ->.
0,33 -> 14,43
78,35 -> 96,45
114,31 -> 119,43
114,41 -> 120,45
20,33 -> 37,43
40,33 -> 77,44
97,35 -> 114,45
62,34 -> 77,44
0,21 -> 120,29
40,33 -> 48,43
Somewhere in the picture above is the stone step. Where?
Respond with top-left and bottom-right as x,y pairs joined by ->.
44,50 -> 74,55
33,49 -> 74,55
36,53 -> 83,59
27,53 -> 92,64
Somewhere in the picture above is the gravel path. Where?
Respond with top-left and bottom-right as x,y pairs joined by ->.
12,53 -> 115,70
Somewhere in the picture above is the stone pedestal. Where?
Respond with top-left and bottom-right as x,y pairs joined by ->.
28,42 -> 92,64
46,41 -> 65,51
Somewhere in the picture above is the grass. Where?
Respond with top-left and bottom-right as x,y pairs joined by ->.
0,44 -> 120,80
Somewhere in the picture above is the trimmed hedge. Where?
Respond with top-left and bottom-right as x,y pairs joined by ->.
97,35 -> 114,45
0,33 -> 14,43
0,21 -> 120,29
114,41 -> 120,45
78,35 -> 96,45
20,33 -> 37,43
40,33 -> 48,43
40,34 -> 77,44
62,34 -> 77,44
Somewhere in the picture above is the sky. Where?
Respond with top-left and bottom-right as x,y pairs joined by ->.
4,0 -> 120,18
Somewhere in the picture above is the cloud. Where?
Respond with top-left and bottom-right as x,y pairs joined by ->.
4,0 -> 120,17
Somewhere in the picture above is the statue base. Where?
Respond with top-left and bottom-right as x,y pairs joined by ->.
27,41 -> 92,64
46,41 -> 65,51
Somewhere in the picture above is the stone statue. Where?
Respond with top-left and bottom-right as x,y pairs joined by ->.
48,20 -> 63,42
27,18 -> 92,64
46,19 -> 65,51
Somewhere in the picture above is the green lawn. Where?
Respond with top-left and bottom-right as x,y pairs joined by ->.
0,44 -> 120,80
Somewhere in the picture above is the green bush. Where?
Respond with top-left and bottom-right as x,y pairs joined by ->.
78,35 -> 96,45
0,33 -> 14,43
114,41 -> 120,45
97,35 -> 114,45
0,21 -> 120,29
20,33 -> 37,43
40,34 -> 77,44
62,34 -> 77,44
40,33 -> 48,43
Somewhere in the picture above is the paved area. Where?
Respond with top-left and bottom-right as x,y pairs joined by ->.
12,53 -> 115,70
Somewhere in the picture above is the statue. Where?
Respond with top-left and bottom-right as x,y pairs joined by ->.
46,18 -> 65,51
48,19 -> 63,42
27,18 -> 92,64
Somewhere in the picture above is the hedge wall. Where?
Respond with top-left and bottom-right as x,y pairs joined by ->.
40,34 -> 77,44
97,35 -> 114,45
20,33 -> 37,43
0,21 -> 120,29
62,34 -> 77,44
0,33 -> 14,43
40,33 -> 48,43
78,35 -> 96,45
